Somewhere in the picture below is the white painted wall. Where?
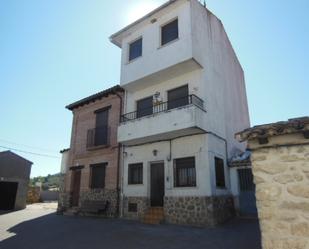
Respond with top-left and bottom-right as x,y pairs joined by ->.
123,134 -> 212,197
119,0 -> 193,87
118,104 -> 206,145
60,150 -> 69,174
113,0 -> 250,199
190,0 -> 250,157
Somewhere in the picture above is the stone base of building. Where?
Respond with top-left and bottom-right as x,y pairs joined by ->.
122,196 -> 149,220
122,195 -> 234,226
79,189 -> 119,217
57,189 -> 118,217
164,195 -> 235,226
57,192 -> 71,214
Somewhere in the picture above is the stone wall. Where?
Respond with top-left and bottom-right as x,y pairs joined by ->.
164,195 -> 235,226
249,137 -> 309,249
79,189 -> 118,217
122,196 -> 149,219
57,192 -> 71,213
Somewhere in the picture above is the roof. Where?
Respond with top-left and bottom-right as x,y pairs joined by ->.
0,151 -> 33,165
229,151 -> 251,168
236,117 -> 309,142
60,148 -> 70,154
66,85 -> 124,111
110,0 -> 179,47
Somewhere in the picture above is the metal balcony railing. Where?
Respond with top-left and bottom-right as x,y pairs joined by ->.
121,94 -> 205,123
87,126 -> 110,148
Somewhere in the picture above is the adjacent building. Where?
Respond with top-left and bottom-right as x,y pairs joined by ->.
58,85 -> 124,217
0,151 -> 32,210
110,0 -> 250,225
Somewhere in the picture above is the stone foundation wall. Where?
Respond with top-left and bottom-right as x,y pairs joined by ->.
123,196 -> 149,219
250,141 -> 309,249
79,189 -> 118,217
164,195 -> 235,226
57,192 -> 71,213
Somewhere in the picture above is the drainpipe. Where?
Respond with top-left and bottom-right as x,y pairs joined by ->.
113,90 -> 123,217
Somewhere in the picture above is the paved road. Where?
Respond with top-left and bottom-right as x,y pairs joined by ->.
0,203 -> 261,249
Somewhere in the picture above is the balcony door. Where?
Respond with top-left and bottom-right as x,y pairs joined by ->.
168,85 -> 188,110
136,96 -> 153,118
95,109 -> 108,146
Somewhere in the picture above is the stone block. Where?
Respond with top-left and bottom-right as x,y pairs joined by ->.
287,184 -> 309,199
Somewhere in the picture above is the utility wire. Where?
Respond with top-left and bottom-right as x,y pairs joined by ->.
0,145 -> 61,159
0,138 -> 58,153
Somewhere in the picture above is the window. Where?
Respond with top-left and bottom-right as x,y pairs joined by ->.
161,19 -> 178,46
174,157 -> 196,187
94,108 -> 109,146
136,96 -> 153,118
128,163 -> 143,184
129,38 -> 142,61
168,85 -> 189,110
215,157 -> 226,188
128,203 -> 138,212
90,163 -> 107,189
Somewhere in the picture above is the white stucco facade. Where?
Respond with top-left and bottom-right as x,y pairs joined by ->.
110,0 -> 250,220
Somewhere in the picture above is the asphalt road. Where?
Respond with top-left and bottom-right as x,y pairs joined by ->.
0,203 -> 261,249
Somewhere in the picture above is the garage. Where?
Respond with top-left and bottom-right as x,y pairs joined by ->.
0,182 -> 19,210
0,151 -> 32,211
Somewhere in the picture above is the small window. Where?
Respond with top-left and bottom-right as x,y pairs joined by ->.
128,163 -> 143,184
128,203 -> 138,212
90,163 -> 107,189
136,96 -> 153,118
129,38 -> 142,61
174,157 -> 196,187
161,19 -> 178,46
215,157 -> 226,188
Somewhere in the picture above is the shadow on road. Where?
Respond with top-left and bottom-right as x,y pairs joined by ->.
0,214 -> 261,249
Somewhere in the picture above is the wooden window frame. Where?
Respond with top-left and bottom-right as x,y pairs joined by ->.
215,157 -> 226,188
161,18 -> 179,46
89,163 -> 107,189
174,157 -> 196,187
128,37 -> 143,62
128,163 -> 143,185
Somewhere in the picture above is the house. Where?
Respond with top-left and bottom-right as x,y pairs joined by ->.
0,151 -> 32,210
58,85 -> 124,216
110,0 -> 250,225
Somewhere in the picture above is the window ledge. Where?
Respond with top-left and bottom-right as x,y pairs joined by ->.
126,55 -> 143,65
158,38 -> 179,50
87,145 -> 110,151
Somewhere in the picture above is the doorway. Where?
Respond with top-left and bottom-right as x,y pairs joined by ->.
0,181 -> 18,210
150,163 -> 165,207
238,168 -> 257,216
71,169 -> 81,207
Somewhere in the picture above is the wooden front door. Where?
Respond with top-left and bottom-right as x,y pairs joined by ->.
150,163 -> 165,207
71,170 -> 81,207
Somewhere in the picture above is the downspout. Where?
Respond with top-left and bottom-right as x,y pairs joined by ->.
113,90 -> 123,217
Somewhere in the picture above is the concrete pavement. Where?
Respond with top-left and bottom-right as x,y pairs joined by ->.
0,203 -> 261,249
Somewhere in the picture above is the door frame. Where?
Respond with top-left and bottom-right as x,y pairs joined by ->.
70,167 -> 82,207
149,161 -> 165,207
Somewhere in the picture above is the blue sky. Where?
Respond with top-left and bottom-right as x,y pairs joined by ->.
0,0 -> 308,177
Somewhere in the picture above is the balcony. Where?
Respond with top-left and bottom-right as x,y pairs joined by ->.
87,126 -> 110,149
118,95 -> 207,145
